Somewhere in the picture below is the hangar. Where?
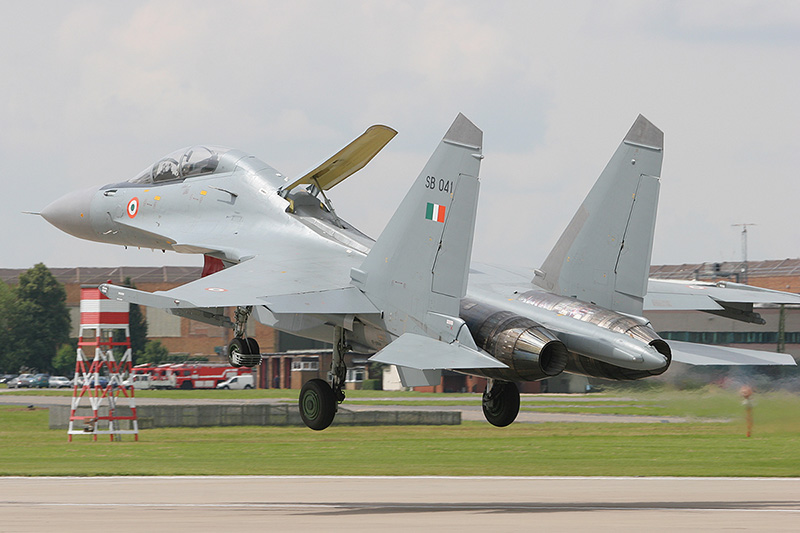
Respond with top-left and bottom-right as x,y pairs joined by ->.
1,258 -> 797,391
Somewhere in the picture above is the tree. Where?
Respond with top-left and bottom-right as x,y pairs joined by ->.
0,281 -> 15,371
138,340 -> 170,365
5,264 -> 71,372
52,342 -> 78,376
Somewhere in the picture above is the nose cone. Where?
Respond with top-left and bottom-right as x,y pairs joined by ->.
41,187 -> 98,241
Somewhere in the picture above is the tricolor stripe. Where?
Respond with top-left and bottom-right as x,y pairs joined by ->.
425,202 -> 446,223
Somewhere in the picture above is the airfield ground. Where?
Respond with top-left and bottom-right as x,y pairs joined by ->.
1,388 -> 798,530
2,476 -> 799,532
1,387 -> 799,477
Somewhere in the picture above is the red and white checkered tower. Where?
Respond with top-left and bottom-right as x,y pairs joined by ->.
68,285 -> 138,441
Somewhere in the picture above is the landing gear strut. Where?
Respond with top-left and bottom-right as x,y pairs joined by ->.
226,306 -> 261,368
482,380 -> 520,427
299,326 -> 348,430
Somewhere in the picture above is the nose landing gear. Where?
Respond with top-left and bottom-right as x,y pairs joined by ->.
227,337 -> 261,368
226,306 -> 261,368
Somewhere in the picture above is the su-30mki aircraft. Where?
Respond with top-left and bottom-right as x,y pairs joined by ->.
41,114 -> 798,430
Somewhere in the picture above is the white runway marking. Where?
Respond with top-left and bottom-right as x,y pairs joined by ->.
3,501 -> 800,513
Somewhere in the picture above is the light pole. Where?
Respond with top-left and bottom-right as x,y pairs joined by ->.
731,223 -> 756,284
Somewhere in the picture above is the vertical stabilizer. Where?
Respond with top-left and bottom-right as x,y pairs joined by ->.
533,115 -> 664,316
352,113 -> 483,336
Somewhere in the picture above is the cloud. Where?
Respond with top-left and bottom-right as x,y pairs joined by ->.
2,0 -> 799,270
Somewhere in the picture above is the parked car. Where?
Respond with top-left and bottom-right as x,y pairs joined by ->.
8,374 -> 34,388
76,375 -> 109,388
49,376 -> 72,388
1,374 -> 18,384
30,374 -> 50,388
216,374 -> 254,390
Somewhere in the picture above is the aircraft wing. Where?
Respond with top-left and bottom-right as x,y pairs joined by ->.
368,333 -> 508,388
644,279 -> 800,324
100,246 -> 380,315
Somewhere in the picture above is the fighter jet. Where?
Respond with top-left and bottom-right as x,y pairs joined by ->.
41,114 -> 798,430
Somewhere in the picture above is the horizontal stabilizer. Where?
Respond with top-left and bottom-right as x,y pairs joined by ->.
282,125 -> 397,193
369,333 -> 507,370
395,367 -> 443,388
647,279 -> 800,307
669,340 -> 797,366
645,279 -> 800,323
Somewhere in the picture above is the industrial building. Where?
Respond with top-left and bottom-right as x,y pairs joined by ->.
2,259 -> 798,391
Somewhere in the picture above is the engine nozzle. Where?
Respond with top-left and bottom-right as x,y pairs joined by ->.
460,299 -> 568,382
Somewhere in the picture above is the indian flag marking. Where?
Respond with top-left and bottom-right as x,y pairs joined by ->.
426,202 -> 446,223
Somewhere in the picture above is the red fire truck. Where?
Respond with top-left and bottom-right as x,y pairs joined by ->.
129,363 -> 253,390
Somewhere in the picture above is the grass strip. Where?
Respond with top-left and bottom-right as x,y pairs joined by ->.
1,388 -> 799,477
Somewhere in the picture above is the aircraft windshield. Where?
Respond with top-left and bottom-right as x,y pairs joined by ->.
130,146 -> 232,184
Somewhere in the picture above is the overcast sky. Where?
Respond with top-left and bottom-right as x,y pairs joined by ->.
2,1 -> 799,272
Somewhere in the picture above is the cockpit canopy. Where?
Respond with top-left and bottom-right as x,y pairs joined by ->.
130,145 -> 232,184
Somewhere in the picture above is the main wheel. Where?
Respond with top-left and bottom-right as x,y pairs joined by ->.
299,379 -> 337,431
482,381 -> 520,427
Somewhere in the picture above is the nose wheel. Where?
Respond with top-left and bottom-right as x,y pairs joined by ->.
227,306 -> 261,368
227,337 -> 261,368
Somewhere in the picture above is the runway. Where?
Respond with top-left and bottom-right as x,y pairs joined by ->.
2,476 -> 798,532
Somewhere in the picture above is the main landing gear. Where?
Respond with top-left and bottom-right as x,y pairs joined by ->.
482,380 -> 520,427
299,326 -> 348,430
226,306 -> 261,368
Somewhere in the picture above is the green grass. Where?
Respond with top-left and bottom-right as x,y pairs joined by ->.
1,388 -> 799,477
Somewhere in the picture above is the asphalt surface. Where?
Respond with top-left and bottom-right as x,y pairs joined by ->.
2,476 -> 798,532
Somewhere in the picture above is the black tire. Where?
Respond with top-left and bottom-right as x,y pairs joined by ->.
180,380 -> 194,390
221,385 -> 229,390
244,384 -> 253,389
482,382 -> 520,427
245,337 -> 260,355
299,379 -> 337,431
227,338 -> 248,367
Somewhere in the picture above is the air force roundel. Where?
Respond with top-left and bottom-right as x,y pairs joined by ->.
127,197 -> 139,218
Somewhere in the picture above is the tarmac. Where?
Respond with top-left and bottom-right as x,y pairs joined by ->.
1,476 -> 798,532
